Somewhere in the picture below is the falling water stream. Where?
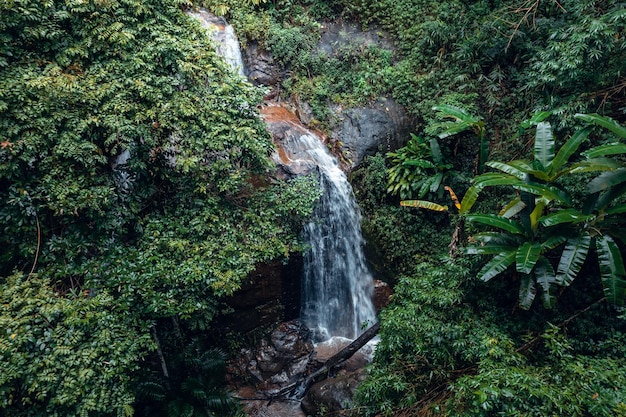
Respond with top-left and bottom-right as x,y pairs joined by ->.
280,132 -> 377,342
191,10 -> 376,343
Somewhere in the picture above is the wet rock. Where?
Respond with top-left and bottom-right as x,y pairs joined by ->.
300,368 -> 367,416
373,279 -> 393,312
243,41 -> 280,86
227,320 -> 313,395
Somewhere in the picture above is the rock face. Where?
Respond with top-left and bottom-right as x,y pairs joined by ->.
301,369 -> 367,416
227,320 -> 313,395
332,98 -> 413,168
244,41 -> 280,86
373,279 -> 393,313
242,21 -> 415,170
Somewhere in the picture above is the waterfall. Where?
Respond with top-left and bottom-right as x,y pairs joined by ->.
188,9 -> 246,77
292,137 -> 376,342
191,10 -> 376,343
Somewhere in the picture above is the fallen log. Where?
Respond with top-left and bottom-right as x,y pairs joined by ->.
272,321 -> 380,400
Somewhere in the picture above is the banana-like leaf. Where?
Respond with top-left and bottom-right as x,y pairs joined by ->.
594,182 -> 626,212
596,235 -> 626,305
437,121 -> 472,139
550,126 -> 591,177
401,200 -> 448,211
541,235 -> 568,251
499,196 -> 526,218
471,232 -> 521,245
575,113 -> 626,139
473,172 -> 521,188
477,250 -> 516,282
433,104 -> 475,121
459,184 -> 481,215
466,214 -> 526,235
534,122 -> 555,170
516,241 -> 542,274
582,143 -> 626,159
534,257 -> 557,309
465,244 -> 517,255
587,168 -> 626,193
512,182 -> 572,205
539,209 -> 592,227
569,157 -> 623,173
518,274 -> 537,310
556,235 -> 591,286
486,161 -> 528,179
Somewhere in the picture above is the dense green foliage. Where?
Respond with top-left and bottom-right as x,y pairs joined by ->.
2,0 -> 626,416
0,1 -> 318,416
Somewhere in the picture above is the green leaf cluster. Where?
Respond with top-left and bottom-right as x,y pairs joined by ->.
0,1 -> 320,415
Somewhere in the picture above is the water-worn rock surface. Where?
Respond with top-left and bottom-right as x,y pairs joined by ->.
242,21 -> 414,170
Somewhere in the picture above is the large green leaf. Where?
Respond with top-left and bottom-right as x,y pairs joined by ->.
465,245 -> 517,255
518,274 -> 537,310
541,235 -> 568,251
556,235 -> 591,286
594,182 -> 626,212
433,104 -> 475,122
459,184 -> 481,215
587,168 -> 626,193
516,241 -> 542,274
477,250 -> 516,282
539,209 -> 592,227
485,161 -> 528,179
436,121 -> 472,139
499,196 -> 526,218
471,232 -> 521,246
582,143 -> 626,159
596,235 -> 626,305
569,157 -> 623,173
534,122 -> 555,170
400,200 -> 448,211
512,182 -> 572,205
465,214 -> 526,235
519,111 -> 553,129
550,126 -> 591,177
534,257 -> 557,309
575,113 -> 626,139
605,203 -> 626,215
472,172 -> 521,185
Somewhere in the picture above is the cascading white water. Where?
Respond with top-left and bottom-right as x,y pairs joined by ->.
188,9 -> 246,77
191,10 -> 376,343
293,137 -> 377,342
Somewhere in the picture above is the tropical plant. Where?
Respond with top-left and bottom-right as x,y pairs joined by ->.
386,134 -> 457,200
432,104 -> 489,174
465,114 -> 626,309
400,112 -> 626,308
